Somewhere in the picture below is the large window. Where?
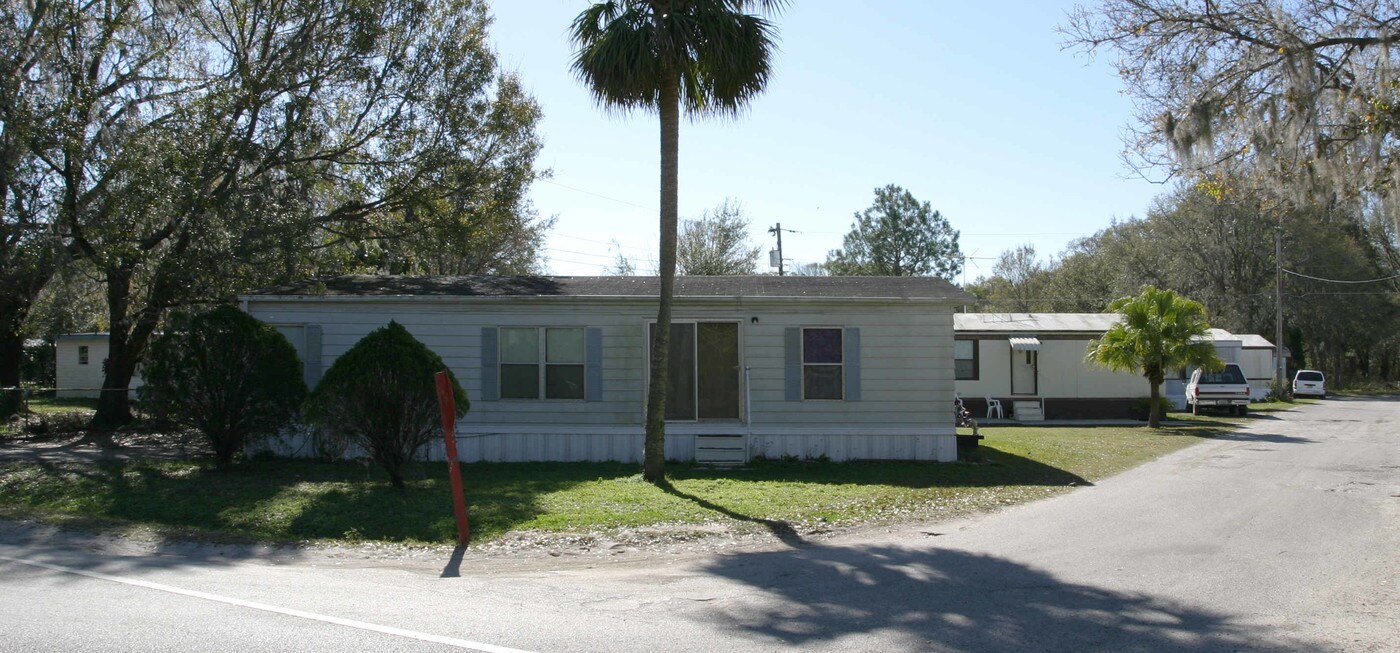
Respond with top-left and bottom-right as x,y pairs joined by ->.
802,328 -> 843,400
954,339 -> 978,380
649,321 -> 741,421
499,327 -> 585,399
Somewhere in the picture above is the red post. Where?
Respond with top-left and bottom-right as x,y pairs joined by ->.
435,371 -> 470,546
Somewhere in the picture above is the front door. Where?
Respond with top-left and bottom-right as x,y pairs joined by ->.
651,321 -> 741,421
1011,348 -> 1038,395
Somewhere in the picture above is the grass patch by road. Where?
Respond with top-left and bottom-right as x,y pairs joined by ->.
0,412 -> 1257,546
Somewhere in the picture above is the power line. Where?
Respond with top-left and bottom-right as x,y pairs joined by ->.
540,179 -> 653,211
1282,268 -> 1400,284
551,232 -> 654,254
545,246 -> 616,261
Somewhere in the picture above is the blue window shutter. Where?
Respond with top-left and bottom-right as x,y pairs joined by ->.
785,327 -> 802,402
844,327 -> 861,401
304,325 -> 323,390
585,327 -> 603,402
480,327 -> 499,401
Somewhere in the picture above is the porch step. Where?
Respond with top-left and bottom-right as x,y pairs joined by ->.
1013,401 -> 1045,422
695,434 -> 747,465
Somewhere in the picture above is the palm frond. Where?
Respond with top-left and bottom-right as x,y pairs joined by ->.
1087,285 -> 1223,382
570,0 -> 783,117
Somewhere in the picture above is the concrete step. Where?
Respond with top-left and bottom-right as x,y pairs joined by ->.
1013,401 -> 1045,421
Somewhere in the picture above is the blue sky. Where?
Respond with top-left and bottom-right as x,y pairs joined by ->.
487,1 -> 1166,280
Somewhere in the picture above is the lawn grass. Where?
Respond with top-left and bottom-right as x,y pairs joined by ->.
17,395 -> 99,415
0,411 -> 1262,546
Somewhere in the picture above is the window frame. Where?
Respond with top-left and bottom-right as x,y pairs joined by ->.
801,327 -> 845,401
497,326 -> 586,401
77,345 -> 89,365
954,338 -> 979,381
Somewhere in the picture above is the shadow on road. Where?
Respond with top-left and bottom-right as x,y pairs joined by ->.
440,545 -> 466,578
1204,431 -> 1314,444
697,543 -> 1325,653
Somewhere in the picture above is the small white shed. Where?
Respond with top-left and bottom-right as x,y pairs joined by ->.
54,333 -> 143,399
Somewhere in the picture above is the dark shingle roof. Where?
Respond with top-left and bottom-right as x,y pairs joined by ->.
248,275 -> 973,301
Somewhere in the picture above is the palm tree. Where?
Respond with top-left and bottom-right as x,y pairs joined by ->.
1086,286 -> 1222,428
571,0 -> 784,482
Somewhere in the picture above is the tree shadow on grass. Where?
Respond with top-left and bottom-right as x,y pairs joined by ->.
284,460 -> 643,543
675,449 -> 1093,491
695,543 -> 1328,652
658,480 -> 805,548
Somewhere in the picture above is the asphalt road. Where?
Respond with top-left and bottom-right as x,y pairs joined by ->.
2,397 -> 1396,652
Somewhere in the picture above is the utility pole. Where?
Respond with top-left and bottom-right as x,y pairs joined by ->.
768,223 -> 795,276
1275,222 -> 1286,393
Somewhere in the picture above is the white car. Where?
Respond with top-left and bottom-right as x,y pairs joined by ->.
1292,370 -> 1327,398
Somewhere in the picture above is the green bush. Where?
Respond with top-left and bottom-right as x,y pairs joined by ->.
303,321 -> 467,488
1130,396 -> 1174,421
138,306 -> 307,468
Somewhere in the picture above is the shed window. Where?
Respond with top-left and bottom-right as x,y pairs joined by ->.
499,327 -> 585,400
78,345 -> 89,365
954,340 -> 978,380
802,328 -> 843,400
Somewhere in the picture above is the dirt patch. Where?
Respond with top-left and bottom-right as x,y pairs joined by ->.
0,417 -> 211,463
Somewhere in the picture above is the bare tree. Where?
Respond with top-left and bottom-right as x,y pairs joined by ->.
677,199 -> 761,275
1063,1 -> 1400,232
604,239 -> 638,276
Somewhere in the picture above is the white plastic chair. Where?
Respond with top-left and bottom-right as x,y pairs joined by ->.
985,396 -> 1004,419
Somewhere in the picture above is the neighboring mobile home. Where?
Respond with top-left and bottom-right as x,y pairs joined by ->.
241,275 -> 973,464
953,313 -> 1145,420
953,314 -> 1285,418
1238,334 -> 1285,400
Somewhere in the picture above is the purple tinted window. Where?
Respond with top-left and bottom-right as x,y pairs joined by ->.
803,328 -> 842,364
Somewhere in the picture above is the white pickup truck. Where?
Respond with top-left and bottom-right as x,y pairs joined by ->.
1186,363 -> 1252,416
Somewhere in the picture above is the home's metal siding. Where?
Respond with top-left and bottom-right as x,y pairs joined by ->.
955,336 -> 1145,400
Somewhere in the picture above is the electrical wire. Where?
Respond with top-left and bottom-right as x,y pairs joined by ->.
1282,268 -> 1400,284
540,179 -> 653,211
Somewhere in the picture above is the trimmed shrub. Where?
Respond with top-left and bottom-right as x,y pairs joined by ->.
138,306 -> 307,468
303,321 -> 467,488
1130,396 -> 1174,421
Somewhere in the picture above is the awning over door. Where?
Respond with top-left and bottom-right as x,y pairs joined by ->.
1008,336 -> 1041,351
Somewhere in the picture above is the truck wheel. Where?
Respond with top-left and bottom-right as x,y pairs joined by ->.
1239,406 -> 1248,417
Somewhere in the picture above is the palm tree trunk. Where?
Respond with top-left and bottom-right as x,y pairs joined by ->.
1147,375 -> 1163,428
643,67 -> 680,483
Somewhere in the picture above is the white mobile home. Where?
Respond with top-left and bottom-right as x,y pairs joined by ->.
1223,333 -> 1283,400
953,314 -> 1285,417
241,275 -> 973,464
953,313 -> 1148,420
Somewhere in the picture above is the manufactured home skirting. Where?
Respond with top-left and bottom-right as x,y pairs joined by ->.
254,426 -> 958,463
962,397 -> 1145,420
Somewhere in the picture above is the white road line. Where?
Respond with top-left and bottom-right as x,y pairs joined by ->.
0,554 -> 535,653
